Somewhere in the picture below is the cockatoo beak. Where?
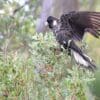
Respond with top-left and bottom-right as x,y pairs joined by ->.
44,21 -> 48,26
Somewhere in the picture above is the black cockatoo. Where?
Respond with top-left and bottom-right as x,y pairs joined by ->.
46,11 -> 100,70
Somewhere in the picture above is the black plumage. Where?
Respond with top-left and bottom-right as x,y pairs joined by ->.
60,11 -> 100,41
46,11 -> 99,70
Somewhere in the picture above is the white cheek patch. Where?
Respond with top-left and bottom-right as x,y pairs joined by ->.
53,20 -> 57,26
63,41 -> 66,44
68,40 -> 72,47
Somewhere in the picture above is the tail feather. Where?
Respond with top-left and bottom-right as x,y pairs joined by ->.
83,54 -> 97,70
71,50 -> 96,71
68,39 -> 97,71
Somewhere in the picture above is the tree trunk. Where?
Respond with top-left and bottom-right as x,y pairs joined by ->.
61,0 -> 79,14
36,0 -> 53,33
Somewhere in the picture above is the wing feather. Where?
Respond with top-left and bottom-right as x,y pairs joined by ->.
67,11 -> 100,40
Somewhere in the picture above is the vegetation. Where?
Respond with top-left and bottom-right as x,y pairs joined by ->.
0,33 -> 96,100
0,0 -> 100,100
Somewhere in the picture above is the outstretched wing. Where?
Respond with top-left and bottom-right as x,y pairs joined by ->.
65,11 -> 100,40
